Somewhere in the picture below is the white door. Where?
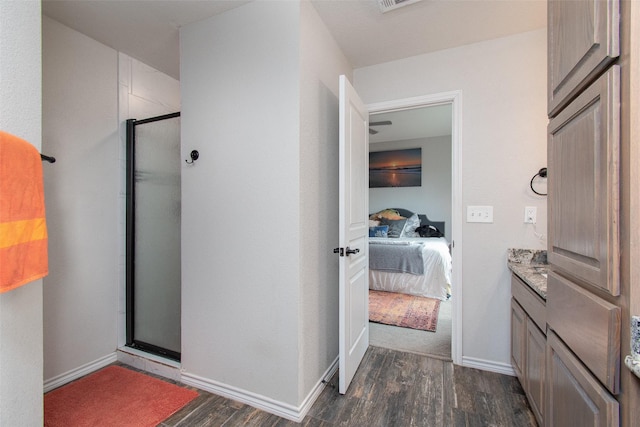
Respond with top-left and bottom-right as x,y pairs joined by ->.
337,75 -> 369,394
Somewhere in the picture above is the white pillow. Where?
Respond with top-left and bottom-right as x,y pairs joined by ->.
400,213 -> 421,237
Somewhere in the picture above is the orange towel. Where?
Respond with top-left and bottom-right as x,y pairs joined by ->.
0,131 -> 48,292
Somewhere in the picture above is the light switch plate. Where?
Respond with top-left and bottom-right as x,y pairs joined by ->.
467,206 -> 493,223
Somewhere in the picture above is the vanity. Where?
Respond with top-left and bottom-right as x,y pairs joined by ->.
509,248 -> 624,427
508,249 -> 547,426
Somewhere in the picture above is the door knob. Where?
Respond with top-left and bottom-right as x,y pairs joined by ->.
345,247 -> 360,256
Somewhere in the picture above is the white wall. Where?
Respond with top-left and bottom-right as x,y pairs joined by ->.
118,53 -> 181,123
299,0 -> 352,401
370,136 -> 452,240
355,29 -> 548,370
42,0 -> 345,417
180,0 -> 302,407
42,15 -> 120,383
0,1 -> 43,425
180,0 -> 351,414
42,17 -> 180,386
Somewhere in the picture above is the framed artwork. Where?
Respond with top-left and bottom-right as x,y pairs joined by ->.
369,148 -> 422,188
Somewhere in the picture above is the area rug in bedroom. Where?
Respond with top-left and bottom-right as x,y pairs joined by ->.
369,290 -> 441,332
44,365 -> 198,427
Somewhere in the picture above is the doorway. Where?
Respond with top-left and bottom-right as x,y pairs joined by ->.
125,112 -> 182,361
367,92 -> 462,364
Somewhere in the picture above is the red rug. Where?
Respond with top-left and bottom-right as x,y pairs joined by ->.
44,365 -> 198,427
369,290 -> 441,332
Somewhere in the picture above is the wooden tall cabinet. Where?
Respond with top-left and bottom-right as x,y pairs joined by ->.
546,330 -> 619,426
547,0 -> 640,426
547,0 -> 619,116
548,65 -> 620,297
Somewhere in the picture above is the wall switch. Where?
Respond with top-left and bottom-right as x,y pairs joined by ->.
467,206 -> 494,223
524,206 -> 537,224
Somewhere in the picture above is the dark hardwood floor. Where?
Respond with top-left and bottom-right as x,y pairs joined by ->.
159,346 -> 537,426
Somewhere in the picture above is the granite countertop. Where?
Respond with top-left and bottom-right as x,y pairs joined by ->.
507,249 -> 548,300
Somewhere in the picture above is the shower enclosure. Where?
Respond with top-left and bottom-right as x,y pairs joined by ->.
126,112 -> 181,361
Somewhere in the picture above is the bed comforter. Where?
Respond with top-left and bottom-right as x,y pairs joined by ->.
368,237 -> 452,300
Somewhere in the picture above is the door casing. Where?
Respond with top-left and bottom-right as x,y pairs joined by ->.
367,91 -> 463,365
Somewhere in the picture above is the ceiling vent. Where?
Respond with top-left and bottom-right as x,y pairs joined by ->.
377,0 -> 423,13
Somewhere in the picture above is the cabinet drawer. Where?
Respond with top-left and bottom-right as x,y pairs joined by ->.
548,66 -> 620,296
546,271 -> 620,393
548,0 -> 619,116
511,274 -> 546,332
546,330 -> 619,426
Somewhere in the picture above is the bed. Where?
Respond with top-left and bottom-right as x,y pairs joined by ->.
368,208 -> 452,300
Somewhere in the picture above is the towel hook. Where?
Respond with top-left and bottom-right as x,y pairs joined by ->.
185,150 -> 199,164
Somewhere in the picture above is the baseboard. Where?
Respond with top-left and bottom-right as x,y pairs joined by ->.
298,356 -> 339,420
43,352 -> 117,393
116,347 -> 181,382
181,356 -> 339,423
461,356 -> 516,377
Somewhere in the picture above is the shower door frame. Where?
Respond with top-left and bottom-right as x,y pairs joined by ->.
125,111 -> 181,361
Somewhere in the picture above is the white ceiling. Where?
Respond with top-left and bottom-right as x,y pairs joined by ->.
42,0 -> 253,80
369,104 -> 452,143
41,0 -> 545,142
312,0 -> 545,70
42,0 -> 546,80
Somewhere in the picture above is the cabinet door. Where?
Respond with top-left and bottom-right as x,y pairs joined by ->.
548,0 -> 619,116
548,66 -> 620,296
526,321 -> 546,426
546,331 -> 619,426
511,299 -> 526,381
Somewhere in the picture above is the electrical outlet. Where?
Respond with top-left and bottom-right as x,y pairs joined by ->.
524,207 -> 537,224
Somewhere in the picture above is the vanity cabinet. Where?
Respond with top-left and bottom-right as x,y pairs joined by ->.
526,319 -> 546,424
511,299 -> 526,380
511,274 -> 546,426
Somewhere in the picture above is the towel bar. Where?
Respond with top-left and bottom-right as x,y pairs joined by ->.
40,154 -> 56,163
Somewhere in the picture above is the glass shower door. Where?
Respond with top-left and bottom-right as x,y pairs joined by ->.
126,112 -> 181,360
